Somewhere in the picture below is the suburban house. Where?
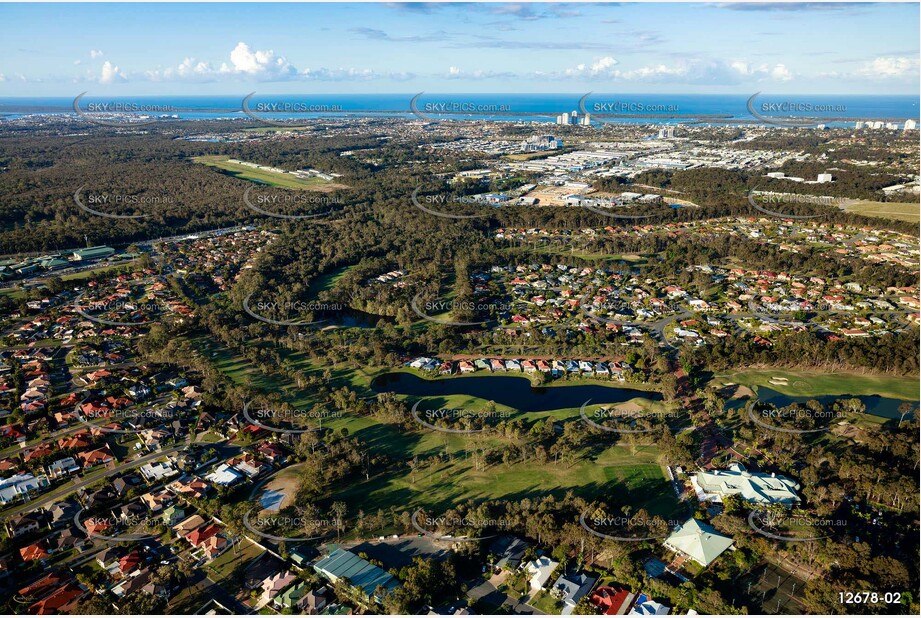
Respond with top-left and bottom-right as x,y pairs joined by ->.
523,556 -> 559,591
0,473 -> 50,505
47,457 -> 81,479
5,513 -> 44,538
488,535 -> 530,570
591,586 -> 636,615
551,572 -> 598,615
261,571 -> 297,603
629,593 -> 671,615
662,519 -> 734,568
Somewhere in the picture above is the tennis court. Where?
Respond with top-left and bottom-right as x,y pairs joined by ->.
738,562 -> 809,614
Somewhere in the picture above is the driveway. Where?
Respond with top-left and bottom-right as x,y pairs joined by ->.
468,571 -> 545,615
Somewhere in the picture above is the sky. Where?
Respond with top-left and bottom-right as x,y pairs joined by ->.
0,1 -> 918,96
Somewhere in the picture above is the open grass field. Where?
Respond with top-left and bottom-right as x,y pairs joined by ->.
329,441 -> 680,522
192,155 -> 343,191
206,537 -> 265,582
0,287 -> 26,300
60,260 -> 140,282
714,368 -> 918,400
307,264 -> 356,298
842,200 -> 919,223
188,333 -> 679,522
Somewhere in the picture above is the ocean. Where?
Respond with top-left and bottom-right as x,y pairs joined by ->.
0,93 -> 917,125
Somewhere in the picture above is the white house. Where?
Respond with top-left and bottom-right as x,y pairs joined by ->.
523,556 -> 559,591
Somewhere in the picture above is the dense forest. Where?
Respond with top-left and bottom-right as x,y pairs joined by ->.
0,121 -> 917,254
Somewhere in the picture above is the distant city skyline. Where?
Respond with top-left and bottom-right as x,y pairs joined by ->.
1,2 -> 919,96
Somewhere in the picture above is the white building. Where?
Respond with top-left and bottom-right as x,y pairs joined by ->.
206,463 -> 245,486
47,457 -> 80,479
523,556 -> 559,590
139,460 -> 180,482
0,473 -> 50,505
905,119 -> 918,131
663,519 -> 734,568
816,173 -> 834,183
691,463 -> 800,505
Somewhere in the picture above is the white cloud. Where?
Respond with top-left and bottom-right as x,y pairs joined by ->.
770,64 -> 793,81
122,42 -> 406,83
227,42 -> 296,77
90,49 -> 104,59
544,58 -> 795,85
562,56 -> 620,77
99,61 -> 126,84
858,56 -> 920,78
730,61 -> 794,81
444,66 -> 513,80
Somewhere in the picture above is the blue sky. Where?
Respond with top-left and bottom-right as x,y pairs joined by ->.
0,2 -> 918,95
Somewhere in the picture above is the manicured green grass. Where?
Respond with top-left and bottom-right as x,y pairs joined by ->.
529,591 -> 563,614
187,335 -> 678,523
715,368 -> 918,400
189,334 -> 295,394
328,442 -> 679,521
842,200 -> 919,223
0,287 -> 26,300
306,264 -> 356,298
206,537 -> 264,582
61,260 -> 140,282
193,155 -> 335,191
196,430 -> 224,443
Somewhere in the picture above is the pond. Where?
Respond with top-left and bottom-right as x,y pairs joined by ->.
372,372 -> 662,412
728,386 -> 918,421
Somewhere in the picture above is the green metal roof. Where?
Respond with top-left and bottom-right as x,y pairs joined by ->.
313,548 -> 398,600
